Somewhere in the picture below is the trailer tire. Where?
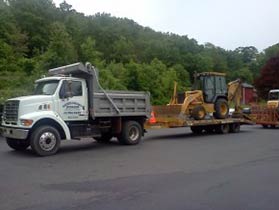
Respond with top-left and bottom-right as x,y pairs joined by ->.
30,126 -> 61,156
94,133 -> 113,143
6,138 -> 30,151
204,126 -> 215,133
216,124 -> 230,134
262,124 -> 268,128
118,121 -> 142,145
214,99 -> 229,119
190,126 -> 204,134
191,105 -> 206,120
229,123 -> 240,133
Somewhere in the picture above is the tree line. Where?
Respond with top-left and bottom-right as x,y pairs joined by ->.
0,0 -> 279,104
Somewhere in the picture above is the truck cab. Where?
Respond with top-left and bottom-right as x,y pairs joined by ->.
267,89 -> 279,109
1,62 -> 150,156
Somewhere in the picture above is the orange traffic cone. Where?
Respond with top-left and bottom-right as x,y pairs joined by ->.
149,111 -> 157,124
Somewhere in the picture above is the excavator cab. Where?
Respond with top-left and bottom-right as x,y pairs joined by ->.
193,72 -> 227,103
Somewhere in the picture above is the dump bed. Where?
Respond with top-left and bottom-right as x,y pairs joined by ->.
49,62 -> 151,119
92,90 -> 151,117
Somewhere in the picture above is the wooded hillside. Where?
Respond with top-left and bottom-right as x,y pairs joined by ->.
0,0 -> 279,104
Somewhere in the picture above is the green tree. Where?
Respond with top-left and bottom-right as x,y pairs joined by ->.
80,37 -> 103,64
41,22 -> 77,69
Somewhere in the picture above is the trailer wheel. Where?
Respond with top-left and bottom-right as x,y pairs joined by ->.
191,105 -> 206,120
229,123 -> 240,133
6,138 -> 30,151
30,126 -> 61,156
214,99 -> 229,119
216,124 -> 230,134
118,121 -> 142,145
190,126 -> 204,134
204,126 -> 215,133
262,124 -> 268,128
94,133 -> 113,143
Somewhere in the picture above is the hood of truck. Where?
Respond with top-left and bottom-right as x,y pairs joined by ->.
9,95 -> 54,117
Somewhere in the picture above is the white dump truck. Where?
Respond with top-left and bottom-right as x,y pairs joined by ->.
1,62 -> 151,156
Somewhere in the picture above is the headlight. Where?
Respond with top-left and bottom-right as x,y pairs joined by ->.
20,119 -> 33,126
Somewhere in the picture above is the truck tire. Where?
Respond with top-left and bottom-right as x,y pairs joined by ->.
94,133 -> 113,143
216,124 -> 230,134
30,126 -> 61,156
190,126 -> 204,134
191,105 -> 206,120
118,121 -> 142,145
229,123 -> 240,133
6,138 -> 30,151
214,99 -> 229,119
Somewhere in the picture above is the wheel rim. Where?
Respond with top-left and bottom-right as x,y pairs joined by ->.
129,126 -> 139,141
39,132 -> 57,151
198,110 -> 205,119
222,124 -> 229,132
220,103 -> 228,115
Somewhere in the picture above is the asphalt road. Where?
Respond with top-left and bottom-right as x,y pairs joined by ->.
0,125 -> 279,210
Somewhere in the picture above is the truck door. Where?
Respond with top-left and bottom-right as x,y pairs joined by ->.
58,79 -> 88,121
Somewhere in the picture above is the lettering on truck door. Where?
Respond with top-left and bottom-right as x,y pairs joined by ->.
58,80 -> 88,121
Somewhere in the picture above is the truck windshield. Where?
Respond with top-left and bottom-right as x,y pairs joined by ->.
34,80 -> 59,95
269,92 -> 279,100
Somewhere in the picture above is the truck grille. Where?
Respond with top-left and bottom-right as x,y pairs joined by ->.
3,100 -> 19,123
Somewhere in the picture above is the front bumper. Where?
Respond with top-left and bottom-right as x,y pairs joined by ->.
0,126 -> 29,140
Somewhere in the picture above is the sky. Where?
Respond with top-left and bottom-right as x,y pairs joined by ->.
53,0 -> 279,51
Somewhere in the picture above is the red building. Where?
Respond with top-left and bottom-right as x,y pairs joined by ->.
242,83 -> 257,104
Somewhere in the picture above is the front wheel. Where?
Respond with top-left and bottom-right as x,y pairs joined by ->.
191,105 -> 206,120
6,138 -> 30,151
118,121 -> 142,145
30,126 -> 61,156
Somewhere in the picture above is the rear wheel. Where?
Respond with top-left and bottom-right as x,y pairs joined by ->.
216,124 -> 230,134
214,99 -> 229,119
6,138 -> 30,151
118,121 -> 142,145
30,126 -> 61,156
191,105 -> 206,120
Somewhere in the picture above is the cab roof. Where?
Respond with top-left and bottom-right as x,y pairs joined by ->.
35,76 -> 81,83
196,72 -> 226,77
269,89 -> 279,93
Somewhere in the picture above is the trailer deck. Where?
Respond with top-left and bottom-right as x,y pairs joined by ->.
145,105 -> 253,134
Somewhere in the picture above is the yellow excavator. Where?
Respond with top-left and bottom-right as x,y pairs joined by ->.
169,72 -> 242,120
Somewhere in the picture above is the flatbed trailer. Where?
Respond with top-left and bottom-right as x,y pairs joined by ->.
251,106 -> 279,128
145,105 -> 253,134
